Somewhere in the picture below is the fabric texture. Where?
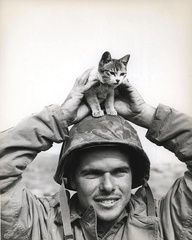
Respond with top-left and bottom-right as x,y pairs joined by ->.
1,104 -> 192,240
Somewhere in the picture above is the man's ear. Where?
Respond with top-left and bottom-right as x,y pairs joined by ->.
120,54 -> 130,66
69,178 -> 77,191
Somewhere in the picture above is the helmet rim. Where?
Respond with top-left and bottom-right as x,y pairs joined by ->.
54,141 -> 150,189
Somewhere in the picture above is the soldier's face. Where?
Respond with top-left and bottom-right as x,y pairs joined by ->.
72,147 -> 132,223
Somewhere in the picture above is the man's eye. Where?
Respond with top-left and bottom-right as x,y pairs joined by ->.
113,169 -> 129,176
83,171 -> 101,178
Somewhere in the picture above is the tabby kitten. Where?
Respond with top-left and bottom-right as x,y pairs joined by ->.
85,51 -> 130,117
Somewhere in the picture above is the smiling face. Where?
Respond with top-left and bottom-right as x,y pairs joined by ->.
71,147 -> 132,223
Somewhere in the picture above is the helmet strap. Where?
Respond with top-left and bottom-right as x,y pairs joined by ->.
59,178 -> 74,240
143,180 -> 156,216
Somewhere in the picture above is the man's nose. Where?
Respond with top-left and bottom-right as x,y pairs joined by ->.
100,173 -> 115,193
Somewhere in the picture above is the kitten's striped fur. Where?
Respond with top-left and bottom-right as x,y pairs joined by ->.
85,51 -> 130,117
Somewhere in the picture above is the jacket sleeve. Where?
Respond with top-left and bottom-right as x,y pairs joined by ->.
146,104 -> 192,240
0,105 -> 68,240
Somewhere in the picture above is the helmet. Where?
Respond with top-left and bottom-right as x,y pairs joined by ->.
54,115 -> 150,189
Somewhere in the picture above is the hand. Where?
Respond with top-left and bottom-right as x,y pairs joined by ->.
61,68 -> 98,126
115,79 -> 156,129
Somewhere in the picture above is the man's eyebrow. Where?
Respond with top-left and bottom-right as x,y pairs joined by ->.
79,168 -> 104,175
111,167 -> 130,173
79,166 -> 130,175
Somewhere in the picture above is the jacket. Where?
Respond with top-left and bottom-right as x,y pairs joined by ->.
1,104 -> 192,240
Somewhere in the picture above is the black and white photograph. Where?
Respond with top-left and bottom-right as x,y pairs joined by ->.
0,0 -> 192,239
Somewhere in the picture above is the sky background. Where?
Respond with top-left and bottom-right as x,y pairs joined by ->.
0,0 -> 192,178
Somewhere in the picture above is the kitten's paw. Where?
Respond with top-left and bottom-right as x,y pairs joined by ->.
92,110 -> 104,117
106,108 -> 117,116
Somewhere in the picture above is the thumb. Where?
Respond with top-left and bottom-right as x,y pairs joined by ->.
76,68 -> 94,86
121,78 -> 133,90
120,79 -> 142,98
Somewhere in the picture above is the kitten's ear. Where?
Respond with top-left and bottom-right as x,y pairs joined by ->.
100,51 -> 112,65
120,54 -> 130,66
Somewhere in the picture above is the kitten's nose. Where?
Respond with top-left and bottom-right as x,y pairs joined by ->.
116,79 -> 120,84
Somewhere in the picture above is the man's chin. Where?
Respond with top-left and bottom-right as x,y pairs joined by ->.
96,209 -> 123,223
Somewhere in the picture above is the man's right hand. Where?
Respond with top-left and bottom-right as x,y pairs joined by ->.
61,68 -> 98,126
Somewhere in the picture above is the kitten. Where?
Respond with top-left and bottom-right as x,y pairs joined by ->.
85,51 -> 130,117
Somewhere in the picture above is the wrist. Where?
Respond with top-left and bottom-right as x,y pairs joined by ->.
138,104 -> 156,129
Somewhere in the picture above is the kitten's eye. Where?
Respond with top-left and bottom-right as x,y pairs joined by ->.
109,71 -> 115,76
120,73 -> 126,76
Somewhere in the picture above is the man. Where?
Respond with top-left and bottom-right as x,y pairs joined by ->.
1,69 -> 192,240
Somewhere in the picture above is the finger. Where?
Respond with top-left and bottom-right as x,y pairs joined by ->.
76,68 -> 94,85
120,79 -> 139,95
121,78 -> 133,90
84,78 -> 99,90
73,103 -> 90,123
118,80 -> 144,105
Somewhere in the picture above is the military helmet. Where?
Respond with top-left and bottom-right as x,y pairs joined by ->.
54,115 -> 150,189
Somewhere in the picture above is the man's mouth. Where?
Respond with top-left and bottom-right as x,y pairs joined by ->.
94,197 -> 120,208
